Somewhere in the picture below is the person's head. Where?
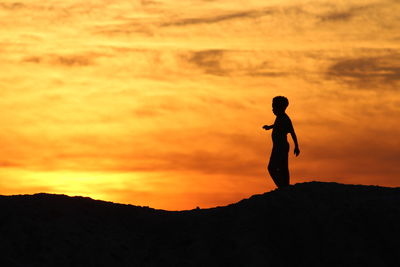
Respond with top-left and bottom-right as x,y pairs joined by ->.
272,96 -> 289,115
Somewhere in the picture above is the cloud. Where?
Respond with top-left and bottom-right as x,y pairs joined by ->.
317,4 -> 375,22
91,5 -> 299,36
159,3 -> 379,28
186,50 -> 226,75
23,53 -> 96,67
326,55 -> 400,87
248,71 -> 289,77
0,2 -> 25,10
92,23 -> 154,36
182,49 -> 287,77
140,0 -> 159,6
89,0 -> 396,43
160,8 -> 280,27
52,55 -> 93,67
319,11 -> 354,22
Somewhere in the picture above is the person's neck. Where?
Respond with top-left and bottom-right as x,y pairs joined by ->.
276,112 -> 286,117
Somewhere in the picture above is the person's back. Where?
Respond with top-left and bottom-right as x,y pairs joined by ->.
263,96 -> 300,188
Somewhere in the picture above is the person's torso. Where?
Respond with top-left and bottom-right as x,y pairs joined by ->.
272,114 -> 291,145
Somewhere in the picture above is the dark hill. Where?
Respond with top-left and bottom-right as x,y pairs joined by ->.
0,182 -> 399,267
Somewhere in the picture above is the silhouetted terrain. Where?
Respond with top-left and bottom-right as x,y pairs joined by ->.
0,182 -> 399,267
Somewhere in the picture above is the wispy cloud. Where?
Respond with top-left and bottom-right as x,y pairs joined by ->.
319,11 -> 353,22
0,2 -> 25,10
186,49 -> 226,75
248,71 -> 289,77
317,4 -> 376,23
326,54 -> 400,87
160,8 -> 278,27
23,53 -> 99,67
159,2 -> 383,28
182,49 -> 288,77
140,0 -> 160,6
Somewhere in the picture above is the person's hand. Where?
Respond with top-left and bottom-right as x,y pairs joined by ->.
262,125 -> 272,130
294,146 -> 300,157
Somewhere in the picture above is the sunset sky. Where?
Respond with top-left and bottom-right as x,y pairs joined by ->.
1,0 -> 399,210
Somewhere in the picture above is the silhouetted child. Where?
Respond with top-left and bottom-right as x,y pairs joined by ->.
263,96 -> 300,188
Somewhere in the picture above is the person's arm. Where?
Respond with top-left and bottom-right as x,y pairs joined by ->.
262,124 -> 274,130
290,127 -> 300,156
286,117 -> 300,156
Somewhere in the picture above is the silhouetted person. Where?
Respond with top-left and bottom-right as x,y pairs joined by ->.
263,96 -> 300,188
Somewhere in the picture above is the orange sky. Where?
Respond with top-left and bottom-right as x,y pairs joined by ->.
1,0 -> 399,210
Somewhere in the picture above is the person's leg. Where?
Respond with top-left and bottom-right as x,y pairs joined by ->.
268,161 -> 281,188
268,145 -> 290,188
268,147 -> 283,188
278,154 -> 290,187
277,143 -> 290,187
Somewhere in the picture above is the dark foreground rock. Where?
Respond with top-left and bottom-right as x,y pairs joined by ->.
0,182 -> 399,267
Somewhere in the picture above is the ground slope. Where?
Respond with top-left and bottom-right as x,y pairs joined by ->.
0,182 -> 399,267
